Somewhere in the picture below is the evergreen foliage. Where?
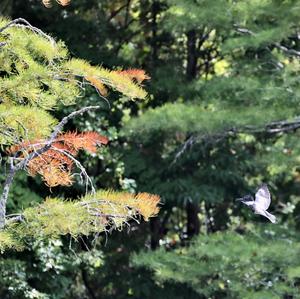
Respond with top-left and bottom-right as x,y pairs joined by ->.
0,16 -> 148,143
0,190 -> 159,251
120,0 -> 300,210
1,1 -> 300,298
0,16 -> 159,251
134,227 -> 300,298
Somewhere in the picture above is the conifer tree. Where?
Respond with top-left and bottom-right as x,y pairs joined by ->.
2,1 -> 300,298
134,227 -> 300,298
122,0 -> 300,240
0,17 -> 159,251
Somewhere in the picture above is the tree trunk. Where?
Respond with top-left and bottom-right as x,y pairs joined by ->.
150,216 -> 161,249
81,267 -> 97,299
151,0 -> 159,65
185,28 -> 200,237
186,29 -> 197,80
212,201 -> 229,231
186,200 -> 200,237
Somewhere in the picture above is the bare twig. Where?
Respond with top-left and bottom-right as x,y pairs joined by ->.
52,146 -> 96,194
171,135 -> 197,165
108,2 -> 129,21
5,214 -> 24,225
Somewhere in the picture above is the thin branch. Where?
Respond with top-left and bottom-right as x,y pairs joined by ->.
172,117 -> 300,163
49,106 -> 101,144
0,18 -> 55,45
0,105 -> 100,228
108,2 -> 129,21
234,26 -> 255,36
234,25 -> 300,58
274,43 -> 300,58
171,135 -> 197,165
52,146 -> 96,194
16,105 -> 101,171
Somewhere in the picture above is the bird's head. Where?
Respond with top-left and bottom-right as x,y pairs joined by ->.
236,194 -> 254,203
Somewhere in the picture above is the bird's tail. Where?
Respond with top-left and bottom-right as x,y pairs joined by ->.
265,211 -> 277,223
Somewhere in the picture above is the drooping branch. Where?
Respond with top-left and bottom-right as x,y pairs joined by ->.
0,18 -> 55,44
173,117 -> 300,163
3,191 -> 160,241
51,146 -> 96,193
234,25 -> 300,58
274,43 -> 300,58
0,105 -> 101,229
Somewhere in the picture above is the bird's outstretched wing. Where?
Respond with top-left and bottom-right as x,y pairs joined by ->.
255,184 -> 271,210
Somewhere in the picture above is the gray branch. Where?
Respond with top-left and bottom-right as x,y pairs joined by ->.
52,146 -> 96,194
0,105 -> 100,229
0,18 -> 55,45
234,25 -> 255,36
274,43 -> 300,58
173,117 -> 300,163
233,25 -> 300,59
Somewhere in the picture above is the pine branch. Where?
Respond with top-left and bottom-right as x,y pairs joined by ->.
51,146 -> 96,193
234,25 -> 300,58
173,117 -> 300,163
0,105 -> 100,229
274,43 -> 300,58
5,214 -> 24,225
17,106 -> 101,168
0,18 -> 55,44
234,25 -> 255,36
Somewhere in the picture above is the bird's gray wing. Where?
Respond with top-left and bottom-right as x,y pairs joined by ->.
255,184 -> 271,210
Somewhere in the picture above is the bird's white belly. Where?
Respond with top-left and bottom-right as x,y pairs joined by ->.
253,204 -> 266,215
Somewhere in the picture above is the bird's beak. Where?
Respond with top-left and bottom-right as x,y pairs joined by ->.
236,198 -> 244,202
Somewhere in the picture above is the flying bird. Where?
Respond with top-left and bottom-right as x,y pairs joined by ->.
236,184 -> 277,223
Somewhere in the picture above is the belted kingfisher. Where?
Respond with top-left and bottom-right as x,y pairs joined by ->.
236,184 -> 277,223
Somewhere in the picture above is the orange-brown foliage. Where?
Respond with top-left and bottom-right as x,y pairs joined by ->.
42,0 -> 70,8
58,0 -> 70,6
9,132 -> 108,187
85,69 -> 149,97
115,69 -> 151,83
134,193 -> 160,221
85,76 -> 108,96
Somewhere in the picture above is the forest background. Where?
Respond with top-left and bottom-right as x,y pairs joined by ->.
1,1 -> 300,298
